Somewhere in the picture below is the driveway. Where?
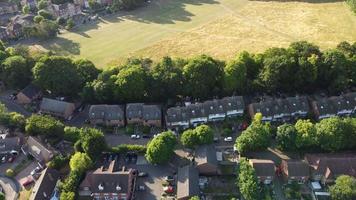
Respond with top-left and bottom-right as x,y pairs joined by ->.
105,134 -> 150,147
135,164 -> 176,200
15,161 -> 37,183
0,91 -> 31,117
0,154 -> 27,174
0,176 -> 20,200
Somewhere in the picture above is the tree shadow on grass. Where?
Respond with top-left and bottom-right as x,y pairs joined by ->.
116,0 -> 220,24
39,37 -> 81,56
248,0 -> 343,3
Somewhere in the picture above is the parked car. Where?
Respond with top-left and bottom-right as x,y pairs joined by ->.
164,176 -> 174,182
213,137 -> 219,143
138,172 -> 148,177
163,185 -> 174,193
10,150 -> 18,155
142,135 -> 151,139
131,134 -> 140,139
22,177 -> 34,187
224,137 -> 233,142
30,166 -> 42,176
1,156 -> 6,163
138,185 -> 146,191
7,156 -> 15,163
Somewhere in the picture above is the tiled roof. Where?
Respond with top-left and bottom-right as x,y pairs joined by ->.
177,165 -> 199,199
89,105 -> 124,121
30,168 -> 59,200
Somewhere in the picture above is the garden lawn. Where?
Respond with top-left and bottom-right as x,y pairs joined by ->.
32,0 -> 356,68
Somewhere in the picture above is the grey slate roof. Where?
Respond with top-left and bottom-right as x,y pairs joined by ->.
188,103 -> 207,119
221,96 -> 244,112
195,145 -> 218,167
126,103 -> 143,119
0,137 -> 20,153
329,96 -> 354,113
251,100 -> 274,118
343,92 -> 356,108
273,99 -> 290,116
40,98 -> 73,114
286,96 -> 309,115
177,165 -> 199,200
142,105 -> 161,121
20,84 -> 41,99
282,160 -> 309,178
250,159 -> 275,177
314,98 -> 337,117
166,107 -> 182,123
204,100 -> 225,115
89,105 -> 124,120
30,168 -> 59,200
80,159 -> 134,194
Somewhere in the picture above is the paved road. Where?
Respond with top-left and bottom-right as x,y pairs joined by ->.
0,176 -> 19,200
105,134 -> 150,147
0,91 -> 31,117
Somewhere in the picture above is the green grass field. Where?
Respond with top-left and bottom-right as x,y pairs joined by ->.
30,0 -> 356,68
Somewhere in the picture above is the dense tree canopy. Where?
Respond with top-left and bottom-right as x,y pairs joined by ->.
183,55 -> 224,99
329,175 -> 356,200
237,158 -> 260,200
180,125 -> 214,148
294,119 -> 318,150
25,115 -> 64,138
276,124 -> 297,151
145,131 -> 176,164
0,56 -> 32,88
235,117 -> 272,155
33,56 -> 81,96
80,128 -> 106,159
69,152 -> 92,173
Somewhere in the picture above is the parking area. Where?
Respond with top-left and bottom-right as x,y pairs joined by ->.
104,134 -> 150,147
0,153 -> 25,174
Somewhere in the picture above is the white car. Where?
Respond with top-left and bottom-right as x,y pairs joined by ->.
224,137 -> 233,142
131,135 -> 140,139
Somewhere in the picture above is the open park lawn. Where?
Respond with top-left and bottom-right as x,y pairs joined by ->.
30,0 -> 356,68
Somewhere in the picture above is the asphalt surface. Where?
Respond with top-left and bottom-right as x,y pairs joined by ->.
0,91 -> 31,117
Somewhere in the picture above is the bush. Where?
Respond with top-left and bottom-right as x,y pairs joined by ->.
48,155 -> 69,170
125,125 -> 134,135
222,127 -> 233,136
111,144 -> 146,154
0,192 -> 4,200
6,169 -> 14,177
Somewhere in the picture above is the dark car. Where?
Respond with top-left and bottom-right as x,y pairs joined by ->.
142,135 -> 151,139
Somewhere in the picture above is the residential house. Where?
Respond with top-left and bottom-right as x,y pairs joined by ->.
272,99 -> 290,122
286,96 -> 309,119
49,3 -> 82,19
329,96 -> 354,117
311,98 -> 337,120
0,137 -> 21,154
0,2 -> 18,15
7,14 -> 34,38
142,104 -> 162,127
204,100 -> 226,122
22,136 -> 54,163
126,103 -> 143,125
248,101 -> 274,122
281,160 -> 309,184
40,98 -> 75,119
249,159 -> 275,184
16,84 -> 42,104
30,168 -> 60,200
166,107 -> 190,130
194,145 -> 218,175
177,165 -> 199,200
189,103 -> 208,126
0,26 -> 8,41
222,96 -> 244,118
21,0 -> 37,10
89,105 -> 125,127
343,92 -> 356,115
79,159 -> 137,200
305,153 -> 356,184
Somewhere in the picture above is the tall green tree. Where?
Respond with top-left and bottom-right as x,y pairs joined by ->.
74,58 -> 100,87
329,175 -> 356,200
276,124 -> 297,151
183,55 -> 224,99
1,56 -> 32,88
145,131 -> 176,164
294,119 -> 318,150
224,57 -> 247,94
69,152 -> 92,173
80,128 -> 106,159
25,115 -> 64,138
33,56 -> 81,96
237,158 -> 260,200
113,65 -> 147,102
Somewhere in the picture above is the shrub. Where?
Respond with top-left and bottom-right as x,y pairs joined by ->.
6,169 -> 14,177
48,155 -> 69,170
111,144 -> 146,154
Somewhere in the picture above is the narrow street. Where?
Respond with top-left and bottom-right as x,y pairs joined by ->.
0,175 -> 20,200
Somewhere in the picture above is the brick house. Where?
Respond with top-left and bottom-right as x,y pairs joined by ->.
49,3 -> 82,19
281,160 -> 310,184
22,136 -> 54,163
89,104 -> 125,127
126,103 -> 143,125
222,96 -> 244,118
204,99 -> 226,122
16,84 -> 42,104
40,98 -> 75,120
249,159 -> 275,184
30,168 -> 60,200
142,104 -> 162,127
177,165 -> 199,200
286,96 -> 310,120
311,98 -> 337,120
194,145 -> 218,175
166,106 -> 190,130
79,159 -> 137,200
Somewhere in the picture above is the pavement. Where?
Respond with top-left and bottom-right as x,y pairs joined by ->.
0,175 -> 20,200
105,134 -> 150,147
15,161 -> 38,183
0,91 -> 31,117
0,154 -> 26,174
